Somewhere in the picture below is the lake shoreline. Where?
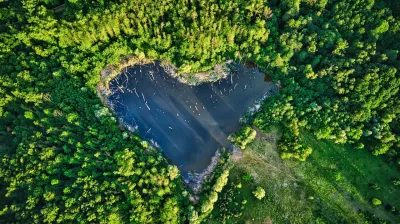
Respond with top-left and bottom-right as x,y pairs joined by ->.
97,56 -> 258,93
97,57 -> 277,194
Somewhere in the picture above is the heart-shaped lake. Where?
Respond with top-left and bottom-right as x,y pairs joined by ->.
107,61 -> 276,177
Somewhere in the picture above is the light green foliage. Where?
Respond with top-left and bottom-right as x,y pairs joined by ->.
197,151 -> 232,222
201,191 -> 218,214
167,165 -> 180,180
252,186 -> 265,200
372,198 -> 382,206
114,148 -> 136,177
332,38 -> 349,56
213,169 -> 230,193
188,206 -> 200,224
160,197 -> 181,223
229,126 -> 257,150
94,106 -> 112,118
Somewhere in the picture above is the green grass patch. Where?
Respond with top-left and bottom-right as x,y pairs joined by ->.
212,131 -> 400,223
295,132 -> 400,223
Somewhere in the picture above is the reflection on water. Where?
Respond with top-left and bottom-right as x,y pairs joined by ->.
108,62 -> 276,176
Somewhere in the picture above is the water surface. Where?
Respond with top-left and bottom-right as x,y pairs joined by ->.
108,62 -> 275,176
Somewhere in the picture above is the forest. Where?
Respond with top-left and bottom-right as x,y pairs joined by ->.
0,0 -> 399,223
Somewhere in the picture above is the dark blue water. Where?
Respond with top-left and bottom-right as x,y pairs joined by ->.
108,62 -> 275,176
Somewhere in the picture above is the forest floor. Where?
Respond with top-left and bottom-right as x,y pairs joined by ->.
225,128 -> 400,223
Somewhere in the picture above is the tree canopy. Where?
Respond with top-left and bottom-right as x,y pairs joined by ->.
0,0 -> 399,223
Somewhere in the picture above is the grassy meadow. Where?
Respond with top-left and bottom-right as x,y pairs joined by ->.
212,129 -> 400,223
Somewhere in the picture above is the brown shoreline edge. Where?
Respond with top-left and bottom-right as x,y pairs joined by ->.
96,56 -> 278,200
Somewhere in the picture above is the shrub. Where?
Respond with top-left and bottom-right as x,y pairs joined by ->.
355,143 -> 364,149
228,126 -> 257,150
188,206 -> 199,224
213,169 -> 230,193
201,191 -> 218,213
242,173 -> 253,183
252,186 -> 265,200
372,198 -> 382,206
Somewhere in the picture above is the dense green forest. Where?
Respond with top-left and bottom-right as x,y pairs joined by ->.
0,0 -> 399,223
